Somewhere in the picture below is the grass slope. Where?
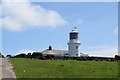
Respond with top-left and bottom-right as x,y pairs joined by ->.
10,58 -> 118,78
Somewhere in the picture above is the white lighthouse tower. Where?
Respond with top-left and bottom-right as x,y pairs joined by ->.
68,27 -> 81,57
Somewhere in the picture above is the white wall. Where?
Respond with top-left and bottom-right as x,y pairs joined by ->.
68,43 -> 80,57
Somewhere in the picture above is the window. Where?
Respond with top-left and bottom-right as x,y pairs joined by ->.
70,33 -> 78,39
76,46 -> 78,49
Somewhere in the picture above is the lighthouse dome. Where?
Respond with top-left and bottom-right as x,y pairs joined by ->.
69,27 -> 79,40
70,27 -> 79,33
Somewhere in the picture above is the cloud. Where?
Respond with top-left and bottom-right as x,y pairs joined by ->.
16,49 -> 35,55
114,27 -> 118,34
83,45 -> 118,57
0,0 -> 67,31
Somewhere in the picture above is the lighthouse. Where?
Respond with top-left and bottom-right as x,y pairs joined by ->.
68,27 -> 81,57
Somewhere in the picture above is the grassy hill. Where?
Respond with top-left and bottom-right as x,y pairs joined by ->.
10,58 -> 119,79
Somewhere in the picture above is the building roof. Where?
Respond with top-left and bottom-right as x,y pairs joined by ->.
80,53 -> 89,57
70,27 -> 79,33
42,50 -> 68,56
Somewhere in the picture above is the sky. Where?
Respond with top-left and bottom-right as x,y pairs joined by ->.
0,0 -> 118,57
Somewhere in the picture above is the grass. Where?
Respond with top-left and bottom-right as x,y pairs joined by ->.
10,58 -> 119,78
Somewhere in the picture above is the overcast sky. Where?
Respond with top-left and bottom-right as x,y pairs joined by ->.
1,0 -> 118,57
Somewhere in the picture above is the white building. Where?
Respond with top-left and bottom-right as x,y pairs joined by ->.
68,27 -> 81,57
42,50 -> 68,56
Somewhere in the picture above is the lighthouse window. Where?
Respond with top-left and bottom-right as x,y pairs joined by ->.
76,46 -> 78,49
70,33 -> 78,39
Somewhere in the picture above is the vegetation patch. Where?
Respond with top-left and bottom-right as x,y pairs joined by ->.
10,58 -> 118,78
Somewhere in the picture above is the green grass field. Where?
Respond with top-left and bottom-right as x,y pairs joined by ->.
10,58 -> 119,78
